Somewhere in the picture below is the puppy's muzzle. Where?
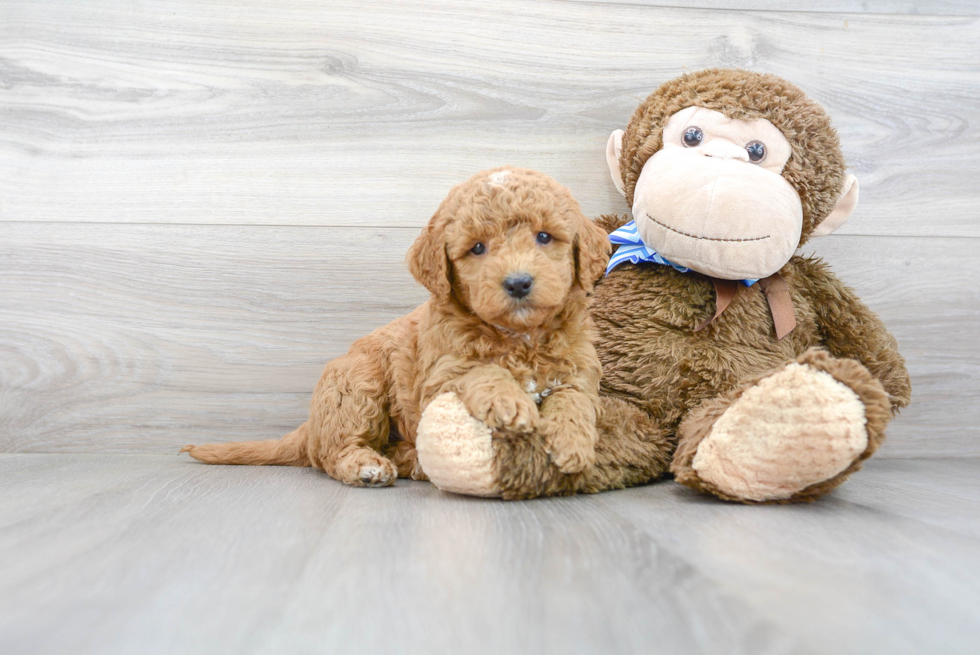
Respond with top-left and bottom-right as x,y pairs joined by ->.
503,273 -> 534,299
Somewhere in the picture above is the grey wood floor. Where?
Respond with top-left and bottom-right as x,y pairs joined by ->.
1,455 -> 978,655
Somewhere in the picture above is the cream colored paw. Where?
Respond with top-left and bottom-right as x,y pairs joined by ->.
416,393 -> 501,497
692,363 -> 868,502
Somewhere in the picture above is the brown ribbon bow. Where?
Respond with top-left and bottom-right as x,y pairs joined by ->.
695,273 -> 797,341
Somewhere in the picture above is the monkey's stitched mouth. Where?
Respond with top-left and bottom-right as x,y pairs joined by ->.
645,214 -> 771,243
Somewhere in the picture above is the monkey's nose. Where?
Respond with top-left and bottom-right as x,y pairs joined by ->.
702,139 -> 749,161
503,273 -> 534,299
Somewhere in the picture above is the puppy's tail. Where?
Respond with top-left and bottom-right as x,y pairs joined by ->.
180,423 -> 310,467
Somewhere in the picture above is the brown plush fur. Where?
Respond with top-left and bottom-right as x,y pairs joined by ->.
492,394 -> 674,500
182,168 -> 611,487
490,70 -> 911,501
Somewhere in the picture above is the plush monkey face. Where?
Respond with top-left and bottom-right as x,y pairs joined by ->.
607,70 -> 860,281
632,107 -> 801,280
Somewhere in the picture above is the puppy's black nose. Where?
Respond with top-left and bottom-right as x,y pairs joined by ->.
503,273 -> 534,299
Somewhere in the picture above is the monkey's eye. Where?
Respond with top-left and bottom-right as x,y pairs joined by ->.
683,127 -> 703,147
746,141 -> 766,163
536,232 -> 553,245
470,242 -> 486,255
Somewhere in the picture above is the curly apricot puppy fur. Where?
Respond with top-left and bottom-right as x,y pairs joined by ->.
181,168 -> 611,487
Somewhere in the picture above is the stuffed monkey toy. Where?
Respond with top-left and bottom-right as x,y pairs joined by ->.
416,69 -> 911,503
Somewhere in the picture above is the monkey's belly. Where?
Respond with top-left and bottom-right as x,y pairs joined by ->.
592,264 -> 817,431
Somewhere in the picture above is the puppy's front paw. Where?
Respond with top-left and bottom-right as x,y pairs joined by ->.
468,388 -> 539,433
542,420 -> 597,474
548,441 -> 597,474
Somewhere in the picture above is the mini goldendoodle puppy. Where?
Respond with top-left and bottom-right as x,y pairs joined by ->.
182,168 -> 611,487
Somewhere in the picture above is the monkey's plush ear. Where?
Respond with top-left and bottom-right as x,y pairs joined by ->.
812,174 -> 859,237
606,130 -> 626,197
575,213 -> 613,293
407,213 -> 452,299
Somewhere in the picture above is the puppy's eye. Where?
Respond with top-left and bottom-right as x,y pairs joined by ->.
683,127 -> 703,147
746,140 -> 766,163
536,232 -> 553,245
470,242 -> 486,255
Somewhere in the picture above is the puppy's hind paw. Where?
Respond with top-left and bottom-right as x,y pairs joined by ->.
359,464 -> 396,487
335,448 -> 397,488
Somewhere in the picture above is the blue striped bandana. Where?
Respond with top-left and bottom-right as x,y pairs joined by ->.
606,220 -> 758,287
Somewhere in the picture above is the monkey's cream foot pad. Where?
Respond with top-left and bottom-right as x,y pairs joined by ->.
692,363 -> 868,502
416,392 -> 502,497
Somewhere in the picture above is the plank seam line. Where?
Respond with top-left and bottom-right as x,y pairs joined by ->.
1,221 -> 978,240
557,0 -> 979,19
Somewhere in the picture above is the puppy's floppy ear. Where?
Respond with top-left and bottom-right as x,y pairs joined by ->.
407,210 -> 452,299
573,211 -> 612,293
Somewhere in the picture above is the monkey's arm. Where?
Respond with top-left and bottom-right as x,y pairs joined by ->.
796,257 -> 911,413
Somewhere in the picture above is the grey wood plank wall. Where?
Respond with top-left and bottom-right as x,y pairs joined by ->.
1,1 -> 978,456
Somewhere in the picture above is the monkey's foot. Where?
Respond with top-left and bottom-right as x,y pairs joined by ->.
416,393 -> 502,497
672,349 -> 892,503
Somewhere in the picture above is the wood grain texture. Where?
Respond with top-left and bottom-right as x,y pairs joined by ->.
0,1 -> 978,236
569,0 -> 980,16
564,1 -> 980,15
0,454 -> 978,655
0,223 -> 428,453
1,222 -> 977,456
